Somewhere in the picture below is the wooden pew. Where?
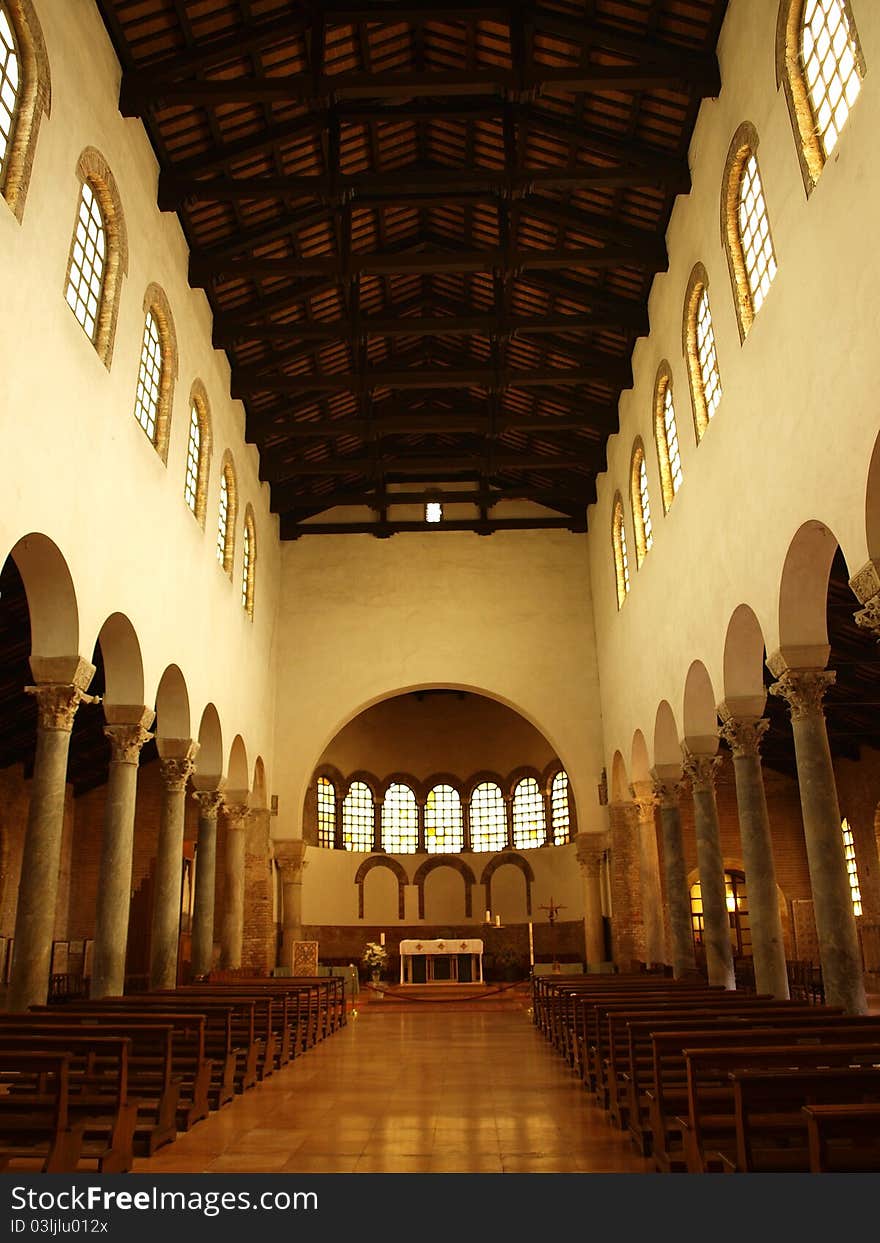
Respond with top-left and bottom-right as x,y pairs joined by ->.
0,1033 -> 136,1172
803,1102 -> 880,1172
0,1051 -> 84,1173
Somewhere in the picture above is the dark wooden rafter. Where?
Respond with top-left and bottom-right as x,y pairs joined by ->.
96,0 -> 728,535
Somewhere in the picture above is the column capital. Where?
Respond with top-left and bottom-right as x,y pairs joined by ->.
159,745 -> 198,792
25,681 -> 100,732
768,668 -> 836,721
717,708 -> 769,758
275,838 -> 309,881
853,593 -> 880,639
849,559 -> 880,605
104,721 -> 154,764
193,789 -> 225,818
575,831 -> 608,876
628,780 -> 657,819
222,801 -> 250,830
649,767 -> 685,807
681,749 -> 722,791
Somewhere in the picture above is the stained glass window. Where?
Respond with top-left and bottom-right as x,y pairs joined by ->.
425,784 -> 464,854
381,783 -> 419,853
469,782 -> 507,852
512,777 -> 546,849
342,781 -> 375,852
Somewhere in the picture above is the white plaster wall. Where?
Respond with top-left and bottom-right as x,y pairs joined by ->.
273,529 -> 606,840
0,0 -> 280,782
588,0 -> 880,769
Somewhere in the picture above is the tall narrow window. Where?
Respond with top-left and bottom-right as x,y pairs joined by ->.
184,405 -> 201,515
381,783 -> 419,854
0,6 -> 20,185
512,778 -> 546,849
723,127 -> 777,341
342,781 -> 375,852
242,507 -> 256,619
65,181 -> 105,344
183,385 -> 212,528
425,784 -> 464,854
133,311 -> 162,443
654,366 -> 683,512
612,494 -> 630,610
216,458 -> 237,577
317,777 -> 336,849
216,473 -> 229,564
469,782 -> 507,852
841,817 -> 862,917
683,264 -> 722,440
630,442 -> 653,568
550,771 -> 571,845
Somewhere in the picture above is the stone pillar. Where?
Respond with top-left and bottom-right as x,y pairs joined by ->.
190,789 -> 224,979
575,832 -> 608,968
769,662 -> 867,1014
276,840 -> 309,969
220,802 -> 249,970
650,768 -> 697,979
9,660 -> 97,1012
607,800 -> 644,970
682,750 -> 735,989
149,742 -> 198,990
631,781 -> 667,967
90,709 -> 155,998
718,709 -> 790,999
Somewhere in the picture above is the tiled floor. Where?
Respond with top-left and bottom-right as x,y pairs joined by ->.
133,1005 -> 652,1174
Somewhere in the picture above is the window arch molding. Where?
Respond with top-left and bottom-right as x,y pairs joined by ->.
0,0 -> 50,222
652,360 -> 683,512
720,123 -> 777,343
480,852 -> 535,917
776,0 -> 866,195
242,504 -> 257,620
412,856 -> 476,919
629,438 -> 653,568
67,147 -> 128,368
682,262 -> 723,441
354,855 -> 408,919
216,450 -> 238,578
135,282 -> 178,461
611,491 -> 630,609
185,379 -> 213,529
341,773 -> 379,853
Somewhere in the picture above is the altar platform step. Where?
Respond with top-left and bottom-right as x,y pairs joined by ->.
357,981 -> 529,1011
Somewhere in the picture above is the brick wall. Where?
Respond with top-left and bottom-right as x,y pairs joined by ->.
608,802 -> 645,969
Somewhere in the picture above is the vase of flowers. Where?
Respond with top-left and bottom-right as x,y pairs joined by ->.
362,941 -> 388,985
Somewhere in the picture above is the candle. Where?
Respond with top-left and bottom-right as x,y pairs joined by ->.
528,920 -> 534,967
380,932 -> 385,946
495,914 -> 501,927
485,909 -> 491,923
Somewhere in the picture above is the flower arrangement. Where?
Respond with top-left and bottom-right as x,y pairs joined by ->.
361,942 -> 388,973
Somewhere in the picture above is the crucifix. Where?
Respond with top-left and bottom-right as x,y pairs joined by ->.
539,896 -> 567,972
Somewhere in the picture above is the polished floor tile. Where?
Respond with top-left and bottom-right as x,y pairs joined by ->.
131,1007 -> 651,1175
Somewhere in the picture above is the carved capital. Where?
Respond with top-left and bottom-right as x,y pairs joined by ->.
681,750 -> 722,791
25,682 -> 100,732
849,560 -> 880,605
575,832 -> 608,877
649,767 -> 685,808
854,595 -> 880,639
628,781 -> 657,820
105,722 -> 154,764
717,710 -> 769,758
222,802 -> 250,830
193,789 -> 225,819
769,668 -> 835,720
159,755 -> 196,793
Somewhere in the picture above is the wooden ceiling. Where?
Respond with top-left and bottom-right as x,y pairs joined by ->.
95,0 -> 728,536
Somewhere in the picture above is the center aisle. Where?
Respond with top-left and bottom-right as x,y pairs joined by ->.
134,1002 -> 652,1174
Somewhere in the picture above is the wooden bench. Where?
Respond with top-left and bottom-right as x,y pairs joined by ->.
803,1102 -> 880,1172
0,1051 -> 84,1173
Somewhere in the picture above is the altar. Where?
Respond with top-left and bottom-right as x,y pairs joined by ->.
398,938 -> 484,985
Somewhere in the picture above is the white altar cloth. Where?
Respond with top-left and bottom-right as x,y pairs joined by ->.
398,938 -> 484,984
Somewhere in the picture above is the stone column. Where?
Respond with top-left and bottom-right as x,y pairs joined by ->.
575,832 -> 608,968
682,750 -> 735,989
607,800 -> 644,970
631,781 -> 667,967
9,660 -> 97,1012
90,709 -> 155,998
276,840 -> 309,969
220,802 -> 249,970
718,709 -> 790,999
149,742 -> 198,990
190,789 -> 224,978
650,768 -> 697,979
769,663 -> 867,1014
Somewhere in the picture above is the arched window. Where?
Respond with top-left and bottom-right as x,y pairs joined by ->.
841,817 -> 862,916
242,506 -> 256,619
611,493 -> 630,610
779,0 -> 865,193
629,442 -> 653,568
216,456 -> 237,577
184,383 -> 212,528
317,776 -> 336,848
425,784 -> 464,854
683,263 -> 722,440
653,365 -> 683,513
469,782 -> 507,852
381,783 -> 418,854
133,285 -> 177,460
0,0 -> 50,222
722,125 -> 777,341
64,149 -> 128,367
342,781 -> 375,852
512,777 -> 546,850
690,869 -> 751,957
550,771 -> 570,845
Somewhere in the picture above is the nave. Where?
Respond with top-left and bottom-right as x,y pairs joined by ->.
134,1001 -> 650,1176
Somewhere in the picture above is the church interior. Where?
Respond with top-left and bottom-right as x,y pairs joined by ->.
2,0 -> 880,1176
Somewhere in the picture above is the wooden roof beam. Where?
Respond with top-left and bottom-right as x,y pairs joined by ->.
281,516 -> 588,537
247,407 -> 617,439
266,450 -> 603,482
265,484 -> 588,510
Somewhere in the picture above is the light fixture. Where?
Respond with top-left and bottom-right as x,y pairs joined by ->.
425,500 -> 443,524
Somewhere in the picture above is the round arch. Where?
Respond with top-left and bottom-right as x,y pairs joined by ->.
5,533 -> 79,661
95,612 -> 144,708
480,852 -> 535,917
683,660 -> 719,752
722,603 -> 767,713
154,664 -> 191,740
195,703 -> 223,783
654,700 -> 682,769
412,856 -> 477,920
777,520 -> 840,655
354,856 -> 408,920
